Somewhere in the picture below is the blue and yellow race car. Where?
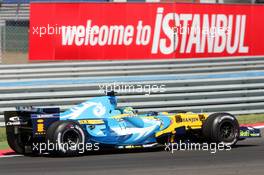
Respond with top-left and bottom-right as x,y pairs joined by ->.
4,92 -> 261,156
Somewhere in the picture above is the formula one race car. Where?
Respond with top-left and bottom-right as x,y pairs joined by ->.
4,91 -> 261,156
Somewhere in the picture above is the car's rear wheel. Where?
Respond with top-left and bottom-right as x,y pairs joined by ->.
6,130 -> 27,154
202,113 -> 239,146
46,120 -> 85,156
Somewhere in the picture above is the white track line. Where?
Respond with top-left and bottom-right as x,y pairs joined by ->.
254,125 -> 264,129
0,154 -> 23,158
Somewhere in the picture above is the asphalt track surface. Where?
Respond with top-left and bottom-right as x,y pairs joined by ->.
0,130 -> 263,175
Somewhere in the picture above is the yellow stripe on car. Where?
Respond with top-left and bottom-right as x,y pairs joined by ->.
78,119 -> 104,125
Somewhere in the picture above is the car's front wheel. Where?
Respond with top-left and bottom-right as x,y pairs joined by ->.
202,113 -> 240,146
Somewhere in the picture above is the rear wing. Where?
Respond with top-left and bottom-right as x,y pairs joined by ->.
4,107 -> 60,154
4,107 -> 60,136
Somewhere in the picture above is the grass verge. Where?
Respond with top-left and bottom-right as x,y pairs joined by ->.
0,127 -> 8,150
0,127 -> 6,142
237,114 -> 264,124
0,142 -> 9,150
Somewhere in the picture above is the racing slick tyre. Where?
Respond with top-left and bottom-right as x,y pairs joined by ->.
202,113 -> 240,146
6,129 -> 26,154
46,120 -> 85,156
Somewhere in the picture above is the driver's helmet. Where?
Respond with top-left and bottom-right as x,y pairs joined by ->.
122,107 -> 135,114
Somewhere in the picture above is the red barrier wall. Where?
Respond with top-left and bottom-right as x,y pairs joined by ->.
29,3 -> 264,60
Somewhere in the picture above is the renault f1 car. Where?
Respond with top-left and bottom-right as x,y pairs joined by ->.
4,92 -> 261,156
